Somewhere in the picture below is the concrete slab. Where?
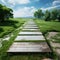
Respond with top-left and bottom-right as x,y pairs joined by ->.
50,42 -> 60,48
24,27 -> 38,29
19,32 -> 42,35
24,25 -> 37,27
15,36 -> 45,41
22,29 -> 39,31
55,48 -> 60,55
25,24 -> 36,26
7,42 -> 51,52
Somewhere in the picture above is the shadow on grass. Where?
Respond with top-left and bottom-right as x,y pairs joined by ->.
0,20 -> 18,28
0,28 -> 4,33
5,52 -> 54,60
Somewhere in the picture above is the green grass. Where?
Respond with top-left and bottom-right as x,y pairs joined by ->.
14,40 -> 45,42
35,20 -> 60,34
0,28 -> 22,60
0,18 -> 26,60
0,18 -> 26,38
35,19 -> 60,59
51,33 -> 60,43
5,53 -> 53,60
35,19 -> 60,42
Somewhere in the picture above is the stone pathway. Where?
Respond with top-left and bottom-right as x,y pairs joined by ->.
7,20 -> 51,52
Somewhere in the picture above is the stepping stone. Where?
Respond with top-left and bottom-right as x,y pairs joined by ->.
55,48 -> 60,55
15,36 -> 45,41
50,42 -> 60,48
24,25 -> 37,26
19,32 -> 42,35
23,27 -> 39,29
22,29 -> 39,31
7,42 -> 51,52
24,25 -> 37,27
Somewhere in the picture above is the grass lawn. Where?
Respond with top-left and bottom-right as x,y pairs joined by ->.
0,18 -> 26,38
35,19 -> 60,59
0,18 -> 26,60
35,19 -> 60,34
0,19 -> 60,60
35,19 -> 60,42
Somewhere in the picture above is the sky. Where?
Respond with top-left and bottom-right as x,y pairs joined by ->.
0,0 -> 60,17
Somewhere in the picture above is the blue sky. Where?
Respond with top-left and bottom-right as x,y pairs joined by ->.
0,0 -> 60,17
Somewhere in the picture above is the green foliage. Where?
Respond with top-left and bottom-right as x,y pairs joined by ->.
44,10 -> 51,21
34,8 -> 60,21
0,18 -> 26,38
0,18 -> 26,60
35,20 -> 60,34
51,9 -> 58,20
34,9 -> 44,19
0,4 -> 13,22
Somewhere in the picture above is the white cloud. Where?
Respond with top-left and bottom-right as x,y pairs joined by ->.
13,7 -> 37,17
8,0 -> 30,5
41,5 -> 60,11
53,0 -> 60,6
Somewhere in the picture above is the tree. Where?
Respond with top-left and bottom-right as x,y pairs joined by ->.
51,9 -> 58,20
44,10 -> 51,21
34,9 -> 43,19
0,4 -> 13,22
57,9 -> 60,21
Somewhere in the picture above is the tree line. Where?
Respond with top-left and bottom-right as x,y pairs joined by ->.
0,4 -> 13,22
34,9 -> 60,21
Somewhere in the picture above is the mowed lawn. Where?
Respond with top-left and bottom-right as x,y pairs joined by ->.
35,19 -> 60,33
0,18 -> 26,38
35,19 -> 60,43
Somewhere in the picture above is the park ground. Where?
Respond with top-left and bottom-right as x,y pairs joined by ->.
0,18 -> 60,60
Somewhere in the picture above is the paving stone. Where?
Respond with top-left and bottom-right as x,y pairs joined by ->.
15,36 -> 45,41
24,24 -> 37,26
22,28 -> 39,31
7,42 -> 51,52
55,48 -> 60,55
50,42 -> 60,48
19,32 -> 42,35
24,25 -> 37,27
23,27 -> 39,29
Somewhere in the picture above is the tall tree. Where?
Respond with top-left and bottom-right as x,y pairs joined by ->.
51,9 -> 58,20
0,4 -> 13,22
44,10 -> 51,21
34,9 -> 43,19
57,9 -> 60,21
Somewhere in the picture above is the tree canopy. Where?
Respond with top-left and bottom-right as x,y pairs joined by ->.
0,4 -> 13,22
34,8 -> 60,21
34,9 -> 44,19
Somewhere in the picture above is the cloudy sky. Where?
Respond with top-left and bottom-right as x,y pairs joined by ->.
0,0 -> 60,17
